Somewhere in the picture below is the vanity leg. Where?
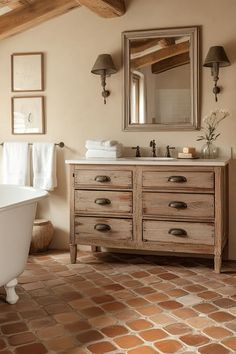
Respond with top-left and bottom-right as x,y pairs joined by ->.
70,244 -> 77,264
214,254 -> 222,274
222,241 -> 229,261
91,246 -> 101,253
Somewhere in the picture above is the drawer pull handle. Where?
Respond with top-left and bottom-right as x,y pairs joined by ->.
168,201 -> 187,209
94,224 -> 111,232
168,176 -> 187,183
95,198 -> 111,205
168,228 -> 187,237
95,175 -> 110,183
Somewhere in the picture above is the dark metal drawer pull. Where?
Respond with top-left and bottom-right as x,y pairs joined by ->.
95,198 -> 111,205
168,228 -> 187,237
94,224 -> 111,232
168,201 -> 187,209
168,176 -> 187,183
95,175 -> 111,183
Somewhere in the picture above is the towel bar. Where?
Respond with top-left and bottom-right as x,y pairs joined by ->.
0,141 -> 65,148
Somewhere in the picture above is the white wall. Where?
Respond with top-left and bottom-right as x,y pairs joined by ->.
0,0 -> 236,258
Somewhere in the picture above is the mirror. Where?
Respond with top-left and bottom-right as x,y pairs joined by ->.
122,27 -> 199,131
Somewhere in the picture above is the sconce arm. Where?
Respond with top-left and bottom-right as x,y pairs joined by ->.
211,62 -> 220,102
100,71 -> 110,104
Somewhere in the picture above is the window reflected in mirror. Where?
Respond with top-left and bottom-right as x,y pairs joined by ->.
123,27 -> 199,131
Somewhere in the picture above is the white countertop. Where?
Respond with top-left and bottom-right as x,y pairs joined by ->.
65,157 -> 230,166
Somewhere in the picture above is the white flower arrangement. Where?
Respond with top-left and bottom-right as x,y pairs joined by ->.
197,109 -> 229,144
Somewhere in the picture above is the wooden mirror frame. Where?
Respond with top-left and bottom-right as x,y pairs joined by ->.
122,26 -> 200,131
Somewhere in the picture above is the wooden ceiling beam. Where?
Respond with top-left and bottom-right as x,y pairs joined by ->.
0,0 -> 20,9
79,0 -> 125,18
131,38 -> 164,55
158,38 -> 175,48
131,38 -> 176,55
132,41 -> 190,69
0,0 -> 80,40
151,52 -> 190,75
19,0 -> 35,5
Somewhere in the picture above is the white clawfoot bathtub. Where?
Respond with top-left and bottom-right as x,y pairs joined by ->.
0,185 -> 48,304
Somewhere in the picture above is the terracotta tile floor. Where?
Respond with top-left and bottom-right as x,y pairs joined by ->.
1,251 -> 236,353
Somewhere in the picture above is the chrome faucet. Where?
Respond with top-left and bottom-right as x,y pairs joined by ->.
150,140 -> 157,157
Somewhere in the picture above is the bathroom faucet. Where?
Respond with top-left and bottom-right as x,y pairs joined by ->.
132,145 -> 141,157
166,145 -> 175,157
149,140 -> 157,157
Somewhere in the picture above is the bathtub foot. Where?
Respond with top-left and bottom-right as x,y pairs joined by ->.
4,278 -> 19,304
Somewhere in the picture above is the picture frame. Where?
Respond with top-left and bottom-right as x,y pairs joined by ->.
11,52 -> 44,92
12,96 -> 45,135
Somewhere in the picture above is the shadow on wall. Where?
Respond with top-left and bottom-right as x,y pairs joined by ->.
125,0 -> 135,11
229,158 -> 236,259
225,40 -> 236,63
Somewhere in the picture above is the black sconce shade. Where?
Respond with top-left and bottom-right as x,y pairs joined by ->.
91,54 -> 117,76
203,46 -> 231,101
203,46 -> 231,68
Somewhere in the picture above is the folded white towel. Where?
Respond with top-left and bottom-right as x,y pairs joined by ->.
2,142 -> 30,185
86,148 -> 122,158
86,139 -> 118,149
32,143 -> 57,191
85,142 -> 122,151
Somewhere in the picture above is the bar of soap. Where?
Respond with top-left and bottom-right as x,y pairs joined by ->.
178,152 -> 194,158
183,147 -> 196,154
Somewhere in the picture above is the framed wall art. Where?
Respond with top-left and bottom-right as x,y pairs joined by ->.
11,52 -> 44,92
12,96 -> 45,134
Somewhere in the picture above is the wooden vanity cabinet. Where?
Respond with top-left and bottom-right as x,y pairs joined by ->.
68,163 -> 229,273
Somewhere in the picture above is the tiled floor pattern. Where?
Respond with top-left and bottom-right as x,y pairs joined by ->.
1,251 -> 236,353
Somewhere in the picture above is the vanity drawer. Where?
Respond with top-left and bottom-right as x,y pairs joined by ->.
143,220 -> 214,245
143,192 -> 214,219
75,190 -> 132,214
142,171 -> 214,190
74,169 -> 132,189
75,216 -> 132,241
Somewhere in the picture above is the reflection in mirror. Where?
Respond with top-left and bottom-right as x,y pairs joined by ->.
123,27 -> 199,131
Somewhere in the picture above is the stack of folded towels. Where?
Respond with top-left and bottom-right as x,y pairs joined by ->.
85,139 -> 122,158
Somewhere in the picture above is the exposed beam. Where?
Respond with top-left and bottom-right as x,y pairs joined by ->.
79,0 -> 125,18
131,38 -> 176,55
0,0 -> 80,40
19,0 -> 36,4
158,38 -> 175,48
131,38 -> 165,55
131,41 -> 190,69
0,0 -> 20,9
152,52 -> 190,74
0,0 -> 37,9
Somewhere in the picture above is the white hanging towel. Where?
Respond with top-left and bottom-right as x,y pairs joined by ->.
32,143 -> 57,191
2,142 -> 30,185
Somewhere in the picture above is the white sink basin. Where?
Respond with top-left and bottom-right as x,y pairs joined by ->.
124,157 -> 177,161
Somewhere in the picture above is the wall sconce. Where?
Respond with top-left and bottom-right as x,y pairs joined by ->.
91,54 -> 117,104
203,46 -> 231,102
